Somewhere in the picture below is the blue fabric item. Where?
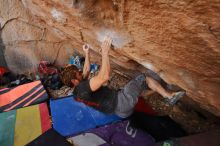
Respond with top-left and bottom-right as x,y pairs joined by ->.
90,63 -> 99,74
50,96 -> 121,137
68,56 -> 82,70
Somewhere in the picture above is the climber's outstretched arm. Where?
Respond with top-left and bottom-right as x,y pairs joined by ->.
82,44 -> 91,79
89,37 -> 112,91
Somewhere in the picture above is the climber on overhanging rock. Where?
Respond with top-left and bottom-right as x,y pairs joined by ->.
70,36 -> 185,118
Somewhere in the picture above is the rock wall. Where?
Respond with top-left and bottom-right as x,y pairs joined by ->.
0,0 -> 220,116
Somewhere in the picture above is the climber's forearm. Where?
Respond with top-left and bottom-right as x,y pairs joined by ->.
83,52 -> 90,78
98,52 -> 110,81
89,37 -> 112,91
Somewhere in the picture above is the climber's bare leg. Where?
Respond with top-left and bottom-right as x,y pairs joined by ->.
146,76 -> 173,99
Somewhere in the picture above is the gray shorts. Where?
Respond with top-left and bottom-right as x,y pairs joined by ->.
114,74 -> 148,118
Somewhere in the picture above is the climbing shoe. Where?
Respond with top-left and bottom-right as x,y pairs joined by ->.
164,91 -> 185,105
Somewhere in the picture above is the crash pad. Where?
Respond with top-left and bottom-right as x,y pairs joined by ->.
26,128 -> 72,146
50,96 -> 121,137
0,81 -> 48,113
68,120 -> 155,146
0,102 -> 51,146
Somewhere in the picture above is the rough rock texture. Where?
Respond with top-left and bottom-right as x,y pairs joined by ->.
0,0 -> 220,116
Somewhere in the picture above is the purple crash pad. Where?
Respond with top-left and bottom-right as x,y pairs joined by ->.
68,120 -> 155,146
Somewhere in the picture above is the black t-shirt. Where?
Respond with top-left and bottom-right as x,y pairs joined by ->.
73,79 -> 118,114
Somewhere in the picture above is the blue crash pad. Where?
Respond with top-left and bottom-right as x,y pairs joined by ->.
50,96 -> 121,137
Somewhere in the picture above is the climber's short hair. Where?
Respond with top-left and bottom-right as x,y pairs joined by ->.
61,65 -> 79,87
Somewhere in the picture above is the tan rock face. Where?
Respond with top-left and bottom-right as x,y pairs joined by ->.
0,0 -> 220,116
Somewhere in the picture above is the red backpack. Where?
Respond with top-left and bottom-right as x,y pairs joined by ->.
38,61 -> 58,75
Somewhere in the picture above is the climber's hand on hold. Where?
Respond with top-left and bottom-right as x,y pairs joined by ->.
101,36 -> 112,55
83,44 -> 90,54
